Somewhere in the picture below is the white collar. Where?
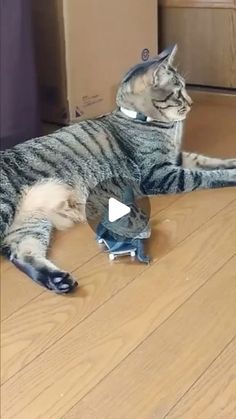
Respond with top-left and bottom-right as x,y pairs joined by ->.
120,107 -> 153,122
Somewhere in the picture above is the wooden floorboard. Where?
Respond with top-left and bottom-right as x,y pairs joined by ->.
184,102 -> 236,158
2,199 -> 236,418
1,102 -> 236,419
1,189 -> 234,384
65,256 -> 236,419
0,195 -> 177,321
166,336 -> 236,419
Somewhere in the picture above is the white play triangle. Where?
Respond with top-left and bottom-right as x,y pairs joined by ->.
108,197 -> 130,222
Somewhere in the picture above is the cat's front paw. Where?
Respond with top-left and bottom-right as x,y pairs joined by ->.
10,256 -> 79,294
41,270 -> 78,294
225,159 -> 236,169
228,168 -> 236,185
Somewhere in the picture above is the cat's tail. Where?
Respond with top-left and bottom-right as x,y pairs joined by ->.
0,214 -> 16,259
0,154 -> 18,252
0,194 -> 15,253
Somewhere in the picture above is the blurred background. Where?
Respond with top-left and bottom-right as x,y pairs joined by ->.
1,0 -> 235,150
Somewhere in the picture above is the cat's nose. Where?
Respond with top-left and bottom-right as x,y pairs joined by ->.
186,95 -> 193,106
182,89 -> 193,106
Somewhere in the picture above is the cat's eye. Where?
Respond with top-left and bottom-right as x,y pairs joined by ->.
174,88 -> 182,98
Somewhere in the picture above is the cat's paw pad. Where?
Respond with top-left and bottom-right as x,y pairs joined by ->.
46,271 -> 78,294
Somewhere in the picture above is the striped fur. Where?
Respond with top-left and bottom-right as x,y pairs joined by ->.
1,45 -> 236,293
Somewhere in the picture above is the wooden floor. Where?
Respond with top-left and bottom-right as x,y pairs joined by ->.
1,101 -> 236,419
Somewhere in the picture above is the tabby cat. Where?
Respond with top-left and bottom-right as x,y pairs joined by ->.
1,45 -> 235,293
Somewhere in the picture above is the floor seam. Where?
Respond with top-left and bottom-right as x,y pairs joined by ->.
163,334 -> 236,418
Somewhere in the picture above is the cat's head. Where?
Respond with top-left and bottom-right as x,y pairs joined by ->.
116,45 -> 193,123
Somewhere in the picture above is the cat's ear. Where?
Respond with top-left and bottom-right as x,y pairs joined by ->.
149,44 -> 177,86
122,60 -> 158,84
122,44 -> 178,88
144,46 -> 177,87
157,44 -> 178,66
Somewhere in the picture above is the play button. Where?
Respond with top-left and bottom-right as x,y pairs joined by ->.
108,197 -> 130,222
85,175 -> 151,239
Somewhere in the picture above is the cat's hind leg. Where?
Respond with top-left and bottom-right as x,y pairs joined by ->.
3,217 -> 78,293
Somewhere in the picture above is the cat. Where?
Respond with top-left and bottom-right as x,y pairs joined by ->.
1,45 -> 235,293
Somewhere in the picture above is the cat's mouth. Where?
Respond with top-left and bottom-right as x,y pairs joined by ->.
179,104 -> 191,115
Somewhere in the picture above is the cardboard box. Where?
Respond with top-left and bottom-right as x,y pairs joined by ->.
32,0 -> 158,124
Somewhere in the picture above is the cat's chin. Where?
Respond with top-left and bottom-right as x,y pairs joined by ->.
155,115 -> 186,124
172,112 -> 189,122
154,111 -> 189,124
166,107 -> 191,122
175,115 -> 188,121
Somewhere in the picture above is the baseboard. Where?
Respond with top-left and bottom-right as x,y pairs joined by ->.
187,87 -> 236,106
159,0 -> 235,8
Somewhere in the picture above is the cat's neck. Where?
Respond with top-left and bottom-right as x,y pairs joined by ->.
106,110 -> 184,163
119,106 -> 177,128
109,110 -> 184,145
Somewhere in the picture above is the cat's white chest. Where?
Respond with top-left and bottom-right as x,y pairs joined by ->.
174,121 -> 184,150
